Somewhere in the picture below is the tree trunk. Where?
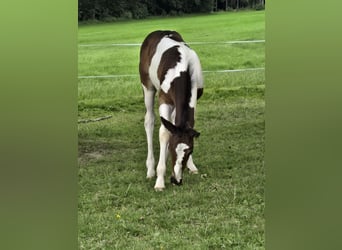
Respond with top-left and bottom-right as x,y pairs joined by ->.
213,0 -> 217,12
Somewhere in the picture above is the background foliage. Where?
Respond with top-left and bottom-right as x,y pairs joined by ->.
78,0 -> 265,21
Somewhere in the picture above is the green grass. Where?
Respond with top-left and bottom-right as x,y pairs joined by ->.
79,11 -> 265,249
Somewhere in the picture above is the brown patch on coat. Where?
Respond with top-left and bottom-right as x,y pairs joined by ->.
139,30 -> 185,90
197,88 -> 203,100
157,45 -> 181,83
171,71 -> 192,128
159,90 -> 174,106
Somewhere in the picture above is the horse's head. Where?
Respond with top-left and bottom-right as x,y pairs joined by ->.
160,117 -> 200,185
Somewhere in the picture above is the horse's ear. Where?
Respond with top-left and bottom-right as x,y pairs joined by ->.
160,117 -> 177,134
185,122 -> 200,138
190,128 -> 200,138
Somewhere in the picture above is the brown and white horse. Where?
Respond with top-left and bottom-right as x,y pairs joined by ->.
139,30 -> 203,191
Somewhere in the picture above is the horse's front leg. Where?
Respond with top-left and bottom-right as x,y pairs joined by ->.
154,104 -> 172,191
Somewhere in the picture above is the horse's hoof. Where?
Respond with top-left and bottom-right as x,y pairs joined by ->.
189,170 -> 199,174
154,187 -> 164,192
170,176 -> 182,186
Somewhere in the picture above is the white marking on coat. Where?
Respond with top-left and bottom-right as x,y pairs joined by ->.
149,37 -> 183,90
174,143 -> 190,182
189,50 -> 204,89
161,46 -> 188,93
143,85 -> 156,178
154,124 -> 170,190
188,50 -> 203,108
154,103 -> 172,190
159,103 -> 172,121
189,85 -> 198,109
187,155 -> 198,173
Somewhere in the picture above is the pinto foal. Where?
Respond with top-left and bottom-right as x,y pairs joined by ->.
139,30 -> 203,191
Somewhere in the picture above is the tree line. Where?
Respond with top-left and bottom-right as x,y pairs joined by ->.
78,0 -> 265,22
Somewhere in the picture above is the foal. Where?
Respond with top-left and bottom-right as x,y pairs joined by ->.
139,30 -> 203,191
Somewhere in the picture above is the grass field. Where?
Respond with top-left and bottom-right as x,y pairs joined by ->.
78,11 -> 265,249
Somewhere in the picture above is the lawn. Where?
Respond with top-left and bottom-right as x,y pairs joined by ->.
78,11 -> 265,249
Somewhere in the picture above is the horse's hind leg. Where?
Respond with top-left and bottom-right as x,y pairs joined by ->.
187,155 -> 198,174
142,85 -> 156,178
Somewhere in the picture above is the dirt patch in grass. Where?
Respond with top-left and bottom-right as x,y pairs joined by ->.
78,139 -> 115,165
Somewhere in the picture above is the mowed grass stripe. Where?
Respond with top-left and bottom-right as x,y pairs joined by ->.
78,11 -> 265,44
78,43 -> 265,76
78,67 -> 265,79
78,40 -> 265,47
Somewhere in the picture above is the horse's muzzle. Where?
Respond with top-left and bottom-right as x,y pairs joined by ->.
170,176 -> 182,186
